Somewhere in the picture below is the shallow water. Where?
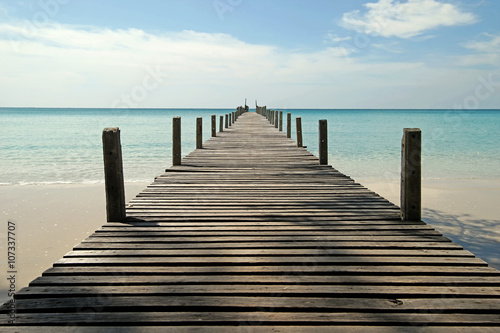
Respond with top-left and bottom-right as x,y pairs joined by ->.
1,108 -> 499,184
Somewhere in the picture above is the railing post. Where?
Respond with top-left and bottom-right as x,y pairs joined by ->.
211,114 -> 216,137
220,115 -> 223,132
296,117 -> 303,147
287,113 -> 291,138
401,128 -> 421,222
319,119 -> 328,165
196,117 -> 202,149
102,127 -> 126,222
173,117 -> 181,166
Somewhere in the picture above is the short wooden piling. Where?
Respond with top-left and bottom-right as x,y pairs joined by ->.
401,128 -> 421,222
211,115 -> 216,137
102,127 -> 126,222
173,117 -> 181,166
296,117 -> 303,147
196,117 -> 202,149
279,111 -> 283,132
219,115 -> 223,132
319,119 -> 328,165
287,113 -> 291,138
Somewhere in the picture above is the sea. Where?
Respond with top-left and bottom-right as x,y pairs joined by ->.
1,108 -> 499,185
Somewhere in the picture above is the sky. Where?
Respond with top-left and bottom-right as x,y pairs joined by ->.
0,0 -> 499,109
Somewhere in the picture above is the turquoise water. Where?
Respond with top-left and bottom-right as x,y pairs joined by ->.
1,108 -> 499,185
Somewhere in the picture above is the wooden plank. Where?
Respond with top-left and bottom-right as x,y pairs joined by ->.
52,256 -> 488,266
40,265 -> 500,276
28,275 -> 500,286
14,285 -> 500,298
4,312 -> 500,325
10,296 -> 500,312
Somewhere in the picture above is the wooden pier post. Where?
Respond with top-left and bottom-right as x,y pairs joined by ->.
173,117 -> 181,166
287,113 -> 291,138
401,128 -> 421,222
225,114 -> 228,129
211,115 -> 216,137
220,115 -> 223,132
279,111 -> 283,132
296,117 -> 303,147
196,117 -> 202,149
102,127 -> 126,222
275,111 -> 279,129
319,119 -> 328,165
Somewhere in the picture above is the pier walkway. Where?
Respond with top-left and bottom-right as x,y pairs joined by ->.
2,111 -> 500,331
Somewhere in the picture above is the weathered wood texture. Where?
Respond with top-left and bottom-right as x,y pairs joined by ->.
172,116 -> 181,166
401,128 -> 421,221
2,112 -> 500,330
102,127 -> 126,222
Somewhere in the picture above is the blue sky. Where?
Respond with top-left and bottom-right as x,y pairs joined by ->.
0,0 -> 499,108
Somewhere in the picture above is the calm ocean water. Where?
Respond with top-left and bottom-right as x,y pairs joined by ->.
1,108 -> 499,185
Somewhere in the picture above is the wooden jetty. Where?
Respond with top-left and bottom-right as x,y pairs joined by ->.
2,110 -> 500,332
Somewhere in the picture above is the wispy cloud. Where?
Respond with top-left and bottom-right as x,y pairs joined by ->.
463,33 -> 500,53
341,0 -> 477,39
372,42 -> 404,53
324,33 -> 352,44
458,33 -> 500,66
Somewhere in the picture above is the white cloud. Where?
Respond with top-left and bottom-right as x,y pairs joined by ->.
458,33 -> 500,66
463,33 -> 500,53
0,20 -> 498,109
324,33 -> 352,43
372,42 -> 404,53
341,0 -> 477,39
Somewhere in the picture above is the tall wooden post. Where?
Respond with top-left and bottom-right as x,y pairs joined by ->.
173,117 -> 181,166
275,111 -> 279,129
225,114 -> 228,128
319,119 -> 328,165
211,114 -> 216,137
401,128 -> 421,222
287,113 -> 291,138
296,117 -> 303,147
220,115 -> 223,132
279,111 -> 283,132
196,117 -> 202,149
102,127 -> 126,222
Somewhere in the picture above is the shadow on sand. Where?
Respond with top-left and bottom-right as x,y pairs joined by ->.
423,207 -> 500,270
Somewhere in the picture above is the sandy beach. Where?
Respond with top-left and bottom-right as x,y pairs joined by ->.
0,183 -> 149,304
1,179 -> 500,305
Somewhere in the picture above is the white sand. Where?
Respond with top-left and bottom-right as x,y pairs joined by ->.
1,179 -> 499,305
0,183 -> 149,304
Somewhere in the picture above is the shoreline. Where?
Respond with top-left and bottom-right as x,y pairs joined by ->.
1,179 -> 499,304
